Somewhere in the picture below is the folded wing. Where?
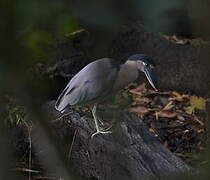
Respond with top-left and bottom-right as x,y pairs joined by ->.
55,58 -> 118,113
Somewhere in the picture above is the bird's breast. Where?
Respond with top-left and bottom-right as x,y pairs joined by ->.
113,64 -> 138,91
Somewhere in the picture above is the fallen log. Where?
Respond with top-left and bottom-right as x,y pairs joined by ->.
46,101 -> 191,180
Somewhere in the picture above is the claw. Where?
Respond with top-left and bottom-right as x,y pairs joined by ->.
91,130 -> 112,139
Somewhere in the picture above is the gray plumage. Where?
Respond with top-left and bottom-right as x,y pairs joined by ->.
55,58 -> 119,112
55,54 -> 158,137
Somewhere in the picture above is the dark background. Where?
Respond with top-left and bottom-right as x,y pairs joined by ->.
1,0 -> 210,179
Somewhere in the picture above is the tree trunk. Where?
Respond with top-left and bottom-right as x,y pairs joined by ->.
47,101 -> 191,180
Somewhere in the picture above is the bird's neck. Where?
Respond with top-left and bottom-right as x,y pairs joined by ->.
113,62 -> 139,91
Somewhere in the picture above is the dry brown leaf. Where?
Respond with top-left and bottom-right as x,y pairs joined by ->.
163,34 -> 210,46
155,111 -> 159,120
135,97 -> 151,104
163,35 -> 189,45
162,101 -> 174,111
184,106 -> 194,114
129,89 -> 143,95
129,83 -> 146,95
197,129 -> 205,133
149,128 -> 158,136
128,106 -> 149,115
169,91 -> 189,102
134,83 -> 146,92
177,114 -> 185,121
193,115 -> 204,126
158,110 -> 177,118
146,89 -> 158,95
155,91 -> 171,95
149,128 -> 155,133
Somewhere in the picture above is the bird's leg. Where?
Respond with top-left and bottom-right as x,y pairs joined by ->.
91,104 -> 112,138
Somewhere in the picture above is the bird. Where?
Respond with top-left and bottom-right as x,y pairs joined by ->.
55,54 -> 158,138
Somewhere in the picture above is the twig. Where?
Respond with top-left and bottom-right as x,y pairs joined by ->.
23,120 -> 32,180
67,130 -> 77,162
28,128 -> 32,180
52,111 -> 73,122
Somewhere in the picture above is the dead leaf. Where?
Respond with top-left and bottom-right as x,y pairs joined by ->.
177,114 -> 185,121
149,128 -> 155,133
163,35 -> 189,45
184,96 -> 206,114
146,89 -> 158,95
129,83 -> 146,95
135,97 -> 151,104
155,111 -> 159,120
149,128 -> 158,136
129,89 -> 143,95
189,96 -> 206,110
169,91 -> 189,102
162,101 -> 174,111
128,84 -> 207,158
128,106 -> 149,115
197,129 -> 205,133
184,106 -> 194,115
133,83 -> 146,92
158,110 -> 177,118
193,115 -> 204,126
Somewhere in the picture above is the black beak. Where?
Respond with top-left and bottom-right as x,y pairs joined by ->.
143,66 -> 158,91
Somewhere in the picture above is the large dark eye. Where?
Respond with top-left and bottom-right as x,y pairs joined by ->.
143,62 -> 149,67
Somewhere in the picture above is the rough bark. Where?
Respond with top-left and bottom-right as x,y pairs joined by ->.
37,24 -> 210,179
46,101 -> 191,180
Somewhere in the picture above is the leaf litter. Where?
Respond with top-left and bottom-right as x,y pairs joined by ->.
125,83 -> 208,165
4,81 -> 209,179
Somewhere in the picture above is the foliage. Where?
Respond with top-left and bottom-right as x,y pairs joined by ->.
4,96 -> 29,127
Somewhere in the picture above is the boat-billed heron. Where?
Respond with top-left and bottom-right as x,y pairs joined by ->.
55,54 -> 158,138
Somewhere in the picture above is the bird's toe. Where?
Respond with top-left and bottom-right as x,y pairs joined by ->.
91,130 -> 112,139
